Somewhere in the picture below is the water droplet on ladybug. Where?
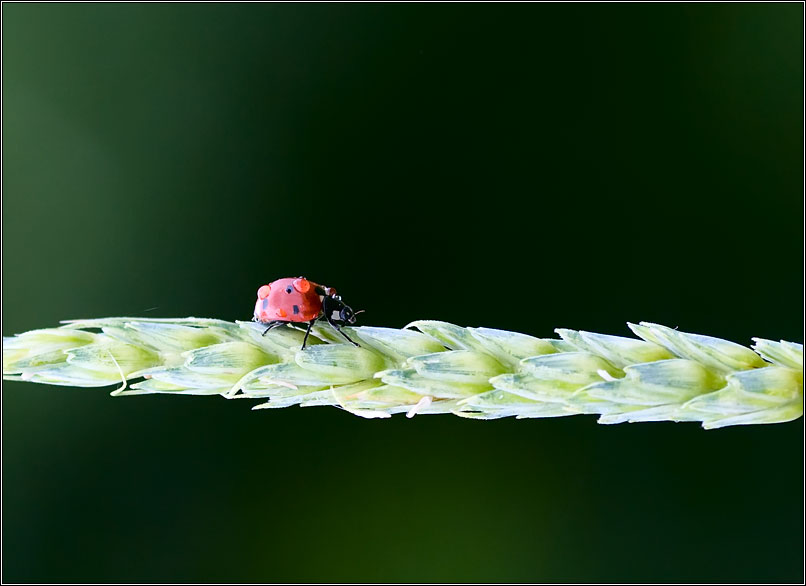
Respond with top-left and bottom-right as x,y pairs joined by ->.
293,278 -> 311,293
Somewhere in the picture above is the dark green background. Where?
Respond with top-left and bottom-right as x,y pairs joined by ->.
2,4 -> 803,583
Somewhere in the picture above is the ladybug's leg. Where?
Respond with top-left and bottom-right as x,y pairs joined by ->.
261,321 -> 287,336
301,319 -> 318,350
321,295 -> 360,346
323,313 -> 359,347
333,325 -> 359,346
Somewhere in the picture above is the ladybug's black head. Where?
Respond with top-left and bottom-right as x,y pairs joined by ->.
339,303 -> 358,325
327,295 -> 363,326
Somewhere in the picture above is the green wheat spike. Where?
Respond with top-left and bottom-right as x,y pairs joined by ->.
2,318 -> 802,429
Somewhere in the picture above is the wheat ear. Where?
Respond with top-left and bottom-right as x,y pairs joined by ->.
3,318 -> 802,429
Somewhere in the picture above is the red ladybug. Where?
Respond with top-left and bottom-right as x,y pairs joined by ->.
253,277 -> 361,348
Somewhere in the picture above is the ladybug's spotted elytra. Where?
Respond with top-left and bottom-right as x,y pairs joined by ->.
253,277 -> 362,349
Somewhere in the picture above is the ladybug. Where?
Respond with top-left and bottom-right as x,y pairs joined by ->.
252,277 -> 362,349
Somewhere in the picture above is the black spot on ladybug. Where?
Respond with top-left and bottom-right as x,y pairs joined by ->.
286,286 -> 292,294
292,304 -> 300,315
262,299 -> 269,309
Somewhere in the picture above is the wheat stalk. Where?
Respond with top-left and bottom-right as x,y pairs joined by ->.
2,317 -> 802,429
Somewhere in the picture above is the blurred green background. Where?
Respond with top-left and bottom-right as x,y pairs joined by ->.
2,3 -> 803,583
